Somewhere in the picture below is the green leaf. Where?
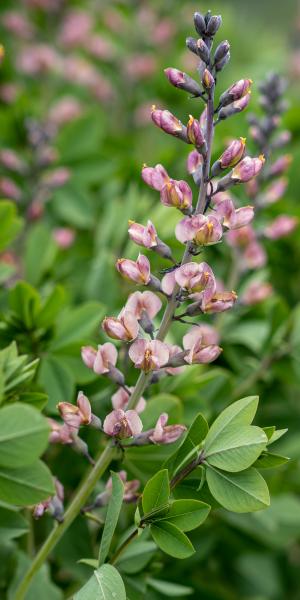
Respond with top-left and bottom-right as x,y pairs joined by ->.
19,392 -> 48,411
150,521 -> 195,559
253,452 -> 290,469
142,470 -> 170,518
0,201 -> 23,252
98,472 -> 124,566
9,282 -> 41,330
74,564 -> 126,600
0,403 -> 50,468
8,551 -> 63,600
35,286 -> 66,329
167,413 -> 209,477
38,356 -> 75,413
0,460 -> 55,506
24,223 -> 57,286
205,425 -> 268,472
267,428 -> 288,445
49,302 -> 104,351
204,396 -> 259,452
206,466 -> 270,513
0,507 -> 28,543
116,540 -> 156,574
148,577 -> 193,596
158,499 -> 210,531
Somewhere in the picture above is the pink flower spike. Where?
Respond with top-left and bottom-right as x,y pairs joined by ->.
129,339 -> 169,372
111,387 -> 146,413
142,163 -> 169,191
149,413 -> 186,444
93,343 -> 118,375
116,254 -> 151,284
102,310 -> 139,341
128,220 -> 158,248
125,291 -> 162,320
103,409 -> 143,439
175,214 -> 222,246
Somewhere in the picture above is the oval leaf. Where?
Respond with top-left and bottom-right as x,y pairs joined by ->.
205,425 -> 268,472
0,460 -> 55,506
74,564 -> 126,600
0,403 -> 50,468
206,466 -> 270,513
158,499 -> 210,531
150,521 -> 195,559
205,396 -> 259,452
142,469 -> 170,517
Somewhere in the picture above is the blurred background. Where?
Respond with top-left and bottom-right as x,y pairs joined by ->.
0,1 -> 300,599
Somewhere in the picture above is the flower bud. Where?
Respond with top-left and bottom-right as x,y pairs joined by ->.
128,220 -> 158,248
57,391 -> 94,430
175,261 -> 216,306
160,179 -> 192,210
218,93 -> 251,120
102,310 -> 139,341
48,419 -> 75,445
211,137 -> 246,176
214,40 -> 230,63
129,339 -> 169,372
164,68 -> 203,97
183,324 -> 220,347
263,215 -> 298,239
187,115 -> 206,148
219,79 -> 253,107
186,150 -> 203,186
213,197 -> 254,230
215,51 -> 230,72
142,163 -> 169,191
151,106 -> 187,141
271,130 -> 291,149
193,12 -> 207,36
260,177 -> 287,205
103,409 -> 143,439
175,214 -> 222,246
206,15 -> 222,35
82,343 -> 118,375
231,155 -> 265,183
149,413 -> 186,445
196,39 -> 210,63
202,69 -> 215,89
244,241 -> 267,269
81,346 -> 97,369
268,155 -> 292,177
116,254 -> 151,285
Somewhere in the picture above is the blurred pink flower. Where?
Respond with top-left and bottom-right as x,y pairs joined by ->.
241,281 -> 273,305
264,215 -> 298,239
59,11 -> 92,48
0,177 -> 21,200
48,97 -> 82,126
17,44 -> 61,75
53,228 -> 75,249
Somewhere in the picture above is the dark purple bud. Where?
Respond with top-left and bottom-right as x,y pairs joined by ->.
186,36 -> 198,55
206,15 -> 222,36
164,68 -> 203,97
194,12 -> 207,35
202,69 -> 215,89
214,40 -> 230,63
139,309 -> 154,335
218,93 -> 251,121
196,39 -> 210,63
215,52 -> 231,72
211,137 -> 246,176
219,79 -> 253,107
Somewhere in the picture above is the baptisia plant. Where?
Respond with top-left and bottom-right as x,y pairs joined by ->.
15,10 -> 289,600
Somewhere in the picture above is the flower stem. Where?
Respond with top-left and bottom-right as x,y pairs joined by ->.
14,443 -> 116,600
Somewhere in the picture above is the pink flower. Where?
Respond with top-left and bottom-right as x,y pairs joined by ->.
125,291 -> 162,320
202,291 -> 238,313
175,262 -> 216,304
175,214 -> 223,245
0,177 -> 21,200
218,137 -> 246,169
231,155 -> 265,183
112,387 -> 146,413
213,196 -> 254,229
102,310 -> 139,341
103,409 -> 143,439
142,163 -> 169,191
262,178 -> 288,205
128,220 -> 158,248
43,168 -> 71,188
160,179 -> 192,210
227,225 -> 255,248
48,97 -> 82,126
53,228 -> 75,249
129,339 -> 170,373
187,150 -> 203,175
57,391 -> 92,429
129,339 -> 169,372
244,241 -> 267,269
183,338 -> 222,364
241,281 -> 273,305
33,478 -> 64,520
268,155 -> 292,176
263,215 -> 298,239
105,470 -> 140,502
183,324 -> 220,349
0,149 -> 26,173
149,413 -> 186,444
59,11 -> 92,48
116,254 -> 151,285
161,270 -> 177,296
48,419 -> 75,444
81,343 -> 118,375
17,44 -> 61,75
186,115 -> 205,146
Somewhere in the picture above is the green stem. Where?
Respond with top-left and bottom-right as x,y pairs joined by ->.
14,444 -> 115,600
